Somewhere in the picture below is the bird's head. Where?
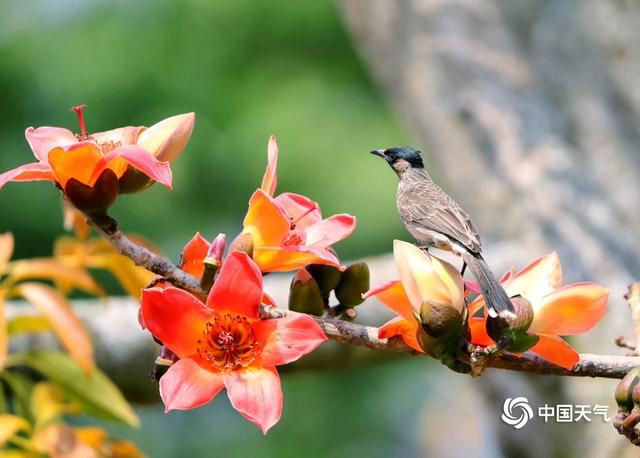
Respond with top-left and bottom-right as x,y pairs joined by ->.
370,147 -> 424,175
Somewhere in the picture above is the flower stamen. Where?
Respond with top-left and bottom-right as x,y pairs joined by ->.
289,204 -> 319,229
196,314 -> 261,371
71,104 -> 90,140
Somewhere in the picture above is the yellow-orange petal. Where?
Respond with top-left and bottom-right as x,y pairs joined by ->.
393,240 -> 463,311
364,280 -> 415,322
378,317 -> 423,352
504,252 -> 563,303
252,246 -> 340,273
48,144 -> 102,187
529,334 -> 579,370
528,283 -> 608,335
260,135 -> 278,196
243,190 -> 289,247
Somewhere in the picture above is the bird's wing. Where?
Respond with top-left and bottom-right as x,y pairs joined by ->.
397,180 -> 482,253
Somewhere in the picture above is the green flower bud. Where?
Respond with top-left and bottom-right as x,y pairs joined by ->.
228,232 -> 254,259
419,299 -> 464,339
486,295 -> 538,352
288,269 -> 325,316
334,262 -> 370,307
616,367 -> 640,413
306,264 -> 342,300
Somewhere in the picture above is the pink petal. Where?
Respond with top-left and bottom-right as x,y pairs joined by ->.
92,146 -> 173,189
0,163 -> 55,189
137,113 -> 195,163
140,287 -> 212,358
160,358 -> 224,411
206,252 -> 263,319
25,127 -> 78,162
92,126 -> 144,146
224,367 -> 283,434
260,135 -> 278,196
275,192 -> 322,228
255,313 -> 327,367
505,252 -> 563,303
252,245 -> 341,273
464,280 -> 481,294
304,214 -> 357,247
529,334 -> 579,370
528,283 -> 608,335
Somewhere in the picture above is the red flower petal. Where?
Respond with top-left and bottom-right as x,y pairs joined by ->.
260,135 -> 278,196
224,367 -> 283,434
159,358 -> 224,411
468,317 -> 495,346
180,232 -> 211,278
274,192 -> 322,228
206,252 -> 263,319
304,214 -> 356,247
252,245 -> 341,272
529,334 -> 579,370
364,280 -> 415,322
528,283 -> 608,335
378,317 -> 423,352
243,190 -> 290,247
94,145 -> 173,188
141,287 -> 212,358
0,163 -> 55,189
255,313 -> 327,366
25,126 -> 78,162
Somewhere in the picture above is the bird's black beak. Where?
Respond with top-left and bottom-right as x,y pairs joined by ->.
370,149 -> 386,159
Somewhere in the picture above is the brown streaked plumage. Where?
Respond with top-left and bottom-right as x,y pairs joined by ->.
371,147 -> 515,319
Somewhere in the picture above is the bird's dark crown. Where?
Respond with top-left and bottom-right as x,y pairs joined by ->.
371,147 -> 425,169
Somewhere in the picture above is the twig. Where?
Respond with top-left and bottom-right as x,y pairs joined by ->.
625,283 -> 640,345
90,216 -> 640,380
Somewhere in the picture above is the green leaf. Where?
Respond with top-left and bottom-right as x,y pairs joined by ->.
7,316 -> 51,336
20,351 -> 139,428
0,371 -> 35,422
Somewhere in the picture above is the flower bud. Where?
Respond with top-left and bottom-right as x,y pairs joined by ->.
201,233 -> 226,291
306,264 -> 342,301
229,232 -> 254,258
288,269 -> 325,316
117,168 -> 153,194
138,113 -> 195,163
334,262 -> 370,307
616,367 -> 640,413
419,299 -> 464,339
64,168 -> 119,216
486,295 -> 539,352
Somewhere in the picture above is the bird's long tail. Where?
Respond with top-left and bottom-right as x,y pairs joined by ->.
461,251 -> 515,319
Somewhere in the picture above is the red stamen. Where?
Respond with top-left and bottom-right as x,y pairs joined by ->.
70,104 -> 89,139
290,204 -> 319,229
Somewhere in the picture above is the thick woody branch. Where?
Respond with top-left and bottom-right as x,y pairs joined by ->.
90,217 -> 640,380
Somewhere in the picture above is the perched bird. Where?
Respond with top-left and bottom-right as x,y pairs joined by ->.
371,146 -> 515,319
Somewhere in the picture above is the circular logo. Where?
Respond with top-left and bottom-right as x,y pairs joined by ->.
501,397 -> 533,429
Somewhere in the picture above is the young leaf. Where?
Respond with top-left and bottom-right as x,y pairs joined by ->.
6,259 -> 104,296
0,292 -> 7,370
0,233 -> 14,275
7,316 -> 52,336
14,283 -> 94,374
21,351 -> 139,428
30,382 -> 76,432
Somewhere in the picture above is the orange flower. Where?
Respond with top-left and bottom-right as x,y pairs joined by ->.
238,136 -> 356,272
0,106 -> 194,212
140,252 -> 327,433
365,240 -> 465,352
468,253 -> 608,369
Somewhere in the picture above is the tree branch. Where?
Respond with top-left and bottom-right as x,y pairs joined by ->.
90,216 -> 640,380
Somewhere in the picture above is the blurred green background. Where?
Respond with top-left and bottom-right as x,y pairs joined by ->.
0,0 -> 413,264
0,1 -> 432,457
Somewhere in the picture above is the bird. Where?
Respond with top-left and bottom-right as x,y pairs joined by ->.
371,146 -> 515,320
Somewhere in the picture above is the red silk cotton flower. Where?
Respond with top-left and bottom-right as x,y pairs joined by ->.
0,106 -> 194,213
140,252 -> 327,433
238,136 -> 356,272
467,253 -> 608,369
